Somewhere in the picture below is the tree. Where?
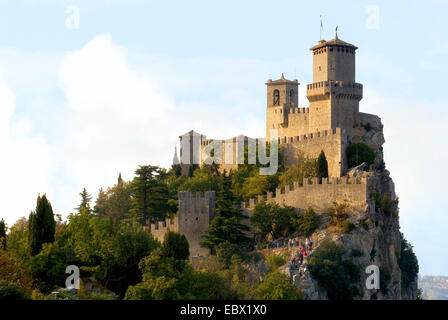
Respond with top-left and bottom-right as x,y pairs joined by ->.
294,208 -> 319,237
278,152 -> 317,188
398,233 -> 419,291
317,150 -> 329,181
93,188 -> 108,217
251,202 -> 296,240
200,173 -> 249,251
5,217 -> 29,265
308,240 -> 360,300
28,194 -> 56,256
0,218 -> 6,249
0,250 -> 33,294
346,142 -> 375,168
29,242 -> 67,293
75,188 -> 93,214
131,165 -> 171,224
163,231 -> 189,263
253,271 -> 303,300
94,182 -> 132,229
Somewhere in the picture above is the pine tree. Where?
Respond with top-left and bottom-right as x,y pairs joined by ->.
118,172 -> 123,184
29,194 -> 56,256
93,188 -> 108,217
0,218 -> 6,249
131,165 -> 170,225
200,172 -> 249,251
317,150 -> 329,181
75,188 -> 92,214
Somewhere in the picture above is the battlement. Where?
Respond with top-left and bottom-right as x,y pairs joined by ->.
307,80 -> 363,101
278,127 -> 341,145
241,175 -> 369,214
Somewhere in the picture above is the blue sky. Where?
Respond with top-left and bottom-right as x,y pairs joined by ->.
0,0 -> 447,275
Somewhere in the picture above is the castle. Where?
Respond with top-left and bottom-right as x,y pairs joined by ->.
153,35 -> 382,257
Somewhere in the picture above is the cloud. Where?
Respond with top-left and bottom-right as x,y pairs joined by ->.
58,34 -> 266,213
0,67 -> 54,226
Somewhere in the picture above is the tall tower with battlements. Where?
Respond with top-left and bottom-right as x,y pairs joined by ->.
265,74 -> 300,140
306,35 -> 363,135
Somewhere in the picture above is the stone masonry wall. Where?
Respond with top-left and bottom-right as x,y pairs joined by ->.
242,176 -> 369,215
280,127 -> 348,177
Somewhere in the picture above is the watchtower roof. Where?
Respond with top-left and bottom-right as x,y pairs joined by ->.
310,37 -> 358,51
266,73 -> 299,86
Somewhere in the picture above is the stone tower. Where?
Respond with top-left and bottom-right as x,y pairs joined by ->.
306,34 -> 363,136
265,73 -> 299,140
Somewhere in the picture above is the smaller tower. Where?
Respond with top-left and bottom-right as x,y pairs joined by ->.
265,73 -> 299,140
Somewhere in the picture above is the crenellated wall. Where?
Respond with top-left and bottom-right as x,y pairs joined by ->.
148,191 -> 216,258
241,176 -> 369,215
280,127 -> 348,177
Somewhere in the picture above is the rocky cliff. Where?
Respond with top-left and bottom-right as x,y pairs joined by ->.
276,115 -> 419,300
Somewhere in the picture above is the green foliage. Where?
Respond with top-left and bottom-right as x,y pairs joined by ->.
265,254 -> 286,270
29,242 -> 67,293
125,247 -> 237,300
251,202 -> 296,240
163,231 -> 189,268
0,281 -> 29,300
130,165 -> 171,224
215,241 -> 240,268
326,201 -> 354,233
201,173 -> 249,251
317,150 -> 329,180
4,218 -> 30,266
75,188 -> 92,214
0,218 -> 6,249
346,142 -> 375,168
294,208 -> 319,237
29,194 -> 56,256
66,211 -> 159,297
278,152 -> 317,188
371,192 -> 397,215
398,233 -> 419,291
308,240 -> 360,300
94,181 -> 132,229
253,271 -> 303,300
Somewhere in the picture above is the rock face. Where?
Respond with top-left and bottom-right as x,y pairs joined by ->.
293,116 -> 418,300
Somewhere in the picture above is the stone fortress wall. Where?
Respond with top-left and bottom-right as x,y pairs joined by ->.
149,191 -> 215,257
241,176 -> 369,215
149,177 -> 369,258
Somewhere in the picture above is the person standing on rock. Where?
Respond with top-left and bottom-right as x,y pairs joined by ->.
298,250 -> 304,265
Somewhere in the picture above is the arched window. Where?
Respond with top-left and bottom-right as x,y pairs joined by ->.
273,89 -> 280,106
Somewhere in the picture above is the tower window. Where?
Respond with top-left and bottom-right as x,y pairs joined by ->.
273,89 -> 280,106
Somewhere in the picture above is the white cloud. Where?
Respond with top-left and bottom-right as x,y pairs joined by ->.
58,34 -> 266,213
0,68 -> 54,226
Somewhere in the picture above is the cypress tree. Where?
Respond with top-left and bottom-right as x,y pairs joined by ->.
29,194 -> 56,256
317,150 -> 329,181
0,218 -> 6,249
200,171 -> 249,251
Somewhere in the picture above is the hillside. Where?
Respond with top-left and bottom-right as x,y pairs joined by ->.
418,275 -> 448,300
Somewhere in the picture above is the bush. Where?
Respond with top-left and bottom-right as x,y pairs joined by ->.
308,240 -> 360,300
0,281 -> 29,300
346,142 -> 375,168
398,234 -> 419,291
253,271 -> 303,300
265,254 -> 287,270
295,208 -> 319,237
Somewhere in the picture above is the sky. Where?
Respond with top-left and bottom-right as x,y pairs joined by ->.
0,0 -> 447,275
